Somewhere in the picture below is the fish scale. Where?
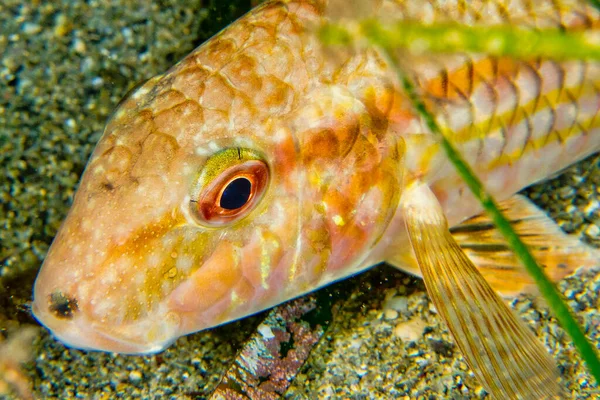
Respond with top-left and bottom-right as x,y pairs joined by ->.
412,54 -> 600,219
32,0 -> 600,398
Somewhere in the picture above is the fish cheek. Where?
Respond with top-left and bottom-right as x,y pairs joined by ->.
83,226 -> 211,324
131,230 -> 215,320
168,240 -> 241,315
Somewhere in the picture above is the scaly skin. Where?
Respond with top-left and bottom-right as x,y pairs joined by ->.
33,0 -> 600,354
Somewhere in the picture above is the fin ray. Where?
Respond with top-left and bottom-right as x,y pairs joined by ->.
452,194 -> 600,296
402,184 -> 562,399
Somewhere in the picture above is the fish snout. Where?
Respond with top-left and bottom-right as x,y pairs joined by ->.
32,277 -> 181,354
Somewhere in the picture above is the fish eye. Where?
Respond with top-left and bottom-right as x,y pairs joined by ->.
192,148 -> 269,226
220,177 -> 252,210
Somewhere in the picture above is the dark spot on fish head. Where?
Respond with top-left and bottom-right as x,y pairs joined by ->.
557,263 -> 567,269
49,292 -> 79,319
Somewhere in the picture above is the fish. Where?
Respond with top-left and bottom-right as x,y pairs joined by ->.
32,0 -> 600,398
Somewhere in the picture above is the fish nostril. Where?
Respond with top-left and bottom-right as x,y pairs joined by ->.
48,291 -> 79,319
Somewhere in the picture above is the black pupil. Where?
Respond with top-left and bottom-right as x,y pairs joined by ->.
220,178 -> 252,210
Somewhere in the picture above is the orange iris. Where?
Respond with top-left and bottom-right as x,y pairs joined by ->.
194,160 -> 269,226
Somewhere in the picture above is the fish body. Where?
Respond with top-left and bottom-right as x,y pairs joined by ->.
33,0 -> 600,396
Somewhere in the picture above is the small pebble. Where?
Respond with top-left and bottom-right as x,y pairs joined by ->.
585,224 -> 600,238
128,370 -> 142,384
384,308 -> 399,320
384,295 -> 409,313
393,318 -> 427,342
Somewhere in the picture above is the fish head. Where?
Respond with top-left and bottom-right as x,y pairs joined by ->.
31,68 -> 304,353
32,13 -> 405,354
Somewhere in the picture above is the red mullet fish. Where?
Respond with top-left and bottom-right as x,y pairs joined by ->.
33,1 -> 600,398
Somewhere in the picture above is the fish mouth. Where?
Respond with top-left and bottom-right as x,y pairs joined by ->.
32,300 -> 178,354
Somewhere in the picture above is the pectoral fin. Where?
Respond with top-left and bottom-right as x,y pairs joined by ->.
452,194 -> 600,296
402,184 -> 561,399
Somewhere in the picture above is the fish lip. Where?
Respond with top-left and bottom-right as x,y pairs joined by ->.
32,301 -> 174,355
